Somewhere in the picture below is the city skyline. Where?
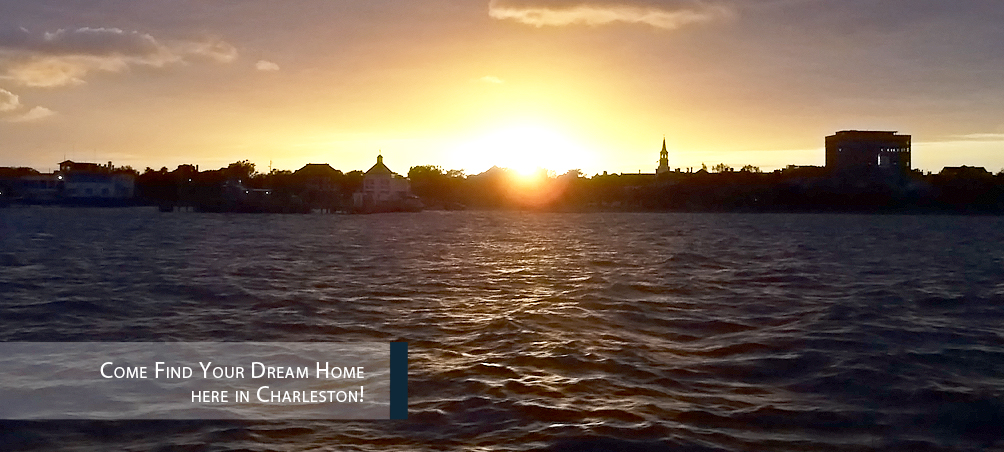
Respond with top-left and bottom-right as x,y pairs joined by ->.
2,1 -> 1004,176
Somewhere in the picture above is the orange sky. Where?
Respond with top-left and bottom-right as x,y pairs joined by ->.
2,1 -> 1004,176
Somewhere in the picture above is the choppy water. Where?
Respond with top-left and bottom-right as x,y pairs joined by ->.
2,207 -> 1004,451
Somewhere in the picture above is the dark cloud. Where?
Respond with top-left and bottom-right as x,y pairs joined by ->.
488,0 -> 1004,36
0,28 -> 31,48
493,0 -> 718,8
0,27 -> 236,87
486,0 -> 808,28
27,27 -> 164,58
488,0 -> 731,28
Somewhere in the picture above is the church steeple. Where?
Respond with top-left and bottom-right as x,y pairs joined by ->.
657,136 -> 670,174
366,151 -> 393,176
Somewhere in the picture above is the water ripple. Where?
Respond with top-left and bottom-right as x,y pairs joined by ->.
1,208 -> 1003,450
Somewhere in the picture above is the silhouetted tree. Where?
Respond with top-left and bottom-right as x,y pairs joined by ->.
408,165 -> 467,206
712,163 -> 733,173
225,160 -> 256,182
408,165 -> 445,200
343,170 -> 364,194
136,166 -> 175,202
115,165 -> 139,176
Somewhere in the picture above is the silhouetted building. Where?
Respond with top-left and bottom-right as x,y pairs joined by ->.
656,137 -> 670,175
17,174 -> 60,202
825,130 -> 911,173
352,154 -> 421,212
13,160 -> 134,202
56,160 -> 135,199
294,163 -> 341,191
939,166 -> 991,178
782,165 -> 826,176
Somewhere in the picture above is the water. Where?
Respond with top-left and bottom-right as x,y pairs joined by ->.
2,207 -> 1003,451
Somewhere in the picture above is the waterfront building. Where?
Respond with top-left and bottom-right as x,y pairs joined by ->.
9,160 -> 135,202
56,160 -> 135,199
825,130 -> 911,173
939,166 -> 992,178
352,154 -> 420,212
294,163 -> 341,192
14,173 -> 60,202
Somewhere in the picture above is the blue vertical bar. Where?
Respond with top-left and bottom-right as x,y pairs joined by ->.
389,342 -> 408,420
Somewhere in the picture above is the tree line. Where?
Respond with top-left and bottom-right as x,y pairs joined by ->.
130,161 -> 1004,213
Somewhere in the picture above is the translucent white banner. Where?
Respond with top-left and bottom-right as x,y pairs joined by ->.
0,342 -> 400,420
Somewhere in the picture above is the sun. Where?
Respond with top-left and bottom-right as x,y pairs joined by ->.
450,124 -> 594,176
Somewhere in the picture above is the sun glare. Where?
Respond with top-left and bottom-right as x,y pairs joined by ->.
451,124 -> 594,176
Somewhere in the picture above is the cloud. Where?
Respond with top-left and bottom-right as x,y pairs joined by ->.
3,57 -> 91,87
944,133 -> 1004,142
0,27 -> 238,87
177,37 -> 238,64
255,59 -> 280,71
488,0 -> 730,29
479,75 -> 504,84
0,87 -> 54,122
0,27 -> 176,64
6,105 -> 55,122
0,88 -> 20,111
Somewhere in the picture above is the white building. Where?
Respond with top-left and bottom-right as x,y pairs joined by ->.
352,154 -> 418,212
17,174 -> 60,202
56,161 -> 135,199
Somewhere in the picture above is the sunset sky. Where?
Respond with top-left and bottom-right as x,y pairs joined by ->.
2,1 -> 1004,176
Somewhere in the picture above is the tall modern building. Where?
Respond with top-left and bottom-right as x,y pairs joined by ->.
825,130 -> 911,172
